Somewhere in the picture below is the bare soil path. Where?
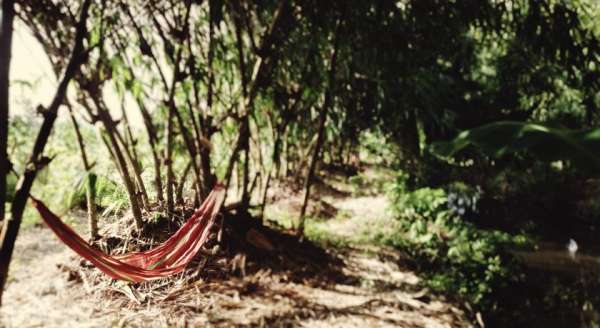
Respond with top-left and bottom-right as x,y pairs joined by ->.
1,180 -> 472,327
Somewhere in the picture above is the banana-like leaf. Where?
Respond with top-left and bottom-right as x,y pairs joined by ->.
430,121 -> 600,173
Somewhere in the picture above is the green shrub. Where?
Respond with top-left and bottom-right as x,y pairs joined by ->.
386,180 -> 531,310
348,175 -> 364,194
5,172 -> 17,203
64,172 -> 129,215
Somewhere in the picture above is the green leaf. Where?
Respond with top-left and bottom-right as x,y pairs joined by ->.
430,121 -> 600,173
5,172 -> 18,203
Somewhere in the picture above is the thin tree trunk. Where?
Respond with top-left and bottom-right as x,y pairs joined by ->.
135,98 -> 163,203
0,0 -> 91,305
165,104 -> 175,214
296,134 -> 318,181
282,128 -> 290,178
151,149 -> 164,203
119,101 -> 150,209
126,1 -> 192,213
176,160 -> 193,206
0,0 -> 15,227
260,124 -> 286,219
87,99 -> 144,230
162,53 -> 184,216
260,173 -> 272,219
184,95 -> 206,200
67,105 -> 98,239
297,124 -> 326,233
248,120 -> 265,205
241,132 -> 251,207
114,130 -> 149,210
100,121 -> 144,229
112,41 -> 163,203
198,0 -> 216,195
249,171 -> 260,201
222,0 -> 292,207
173,104 -> 203,204
297,19 -> 342,235
85,173 -> 98,237
231,5 -> 251,209
163,30 -> 189,216
237,159 -> 244,198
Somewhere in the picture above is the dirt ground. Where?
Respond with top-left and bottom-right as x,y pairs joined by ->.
0,177 -> 473,328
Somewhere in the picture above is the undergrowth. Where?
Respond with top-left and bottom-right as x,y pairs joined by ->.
384,172 -> 533,311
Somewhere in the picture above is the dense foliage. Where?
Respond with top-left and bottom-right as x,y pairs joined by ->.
1,0 -> 600,325
7,0 -> 599,221
385,175 -> 531,310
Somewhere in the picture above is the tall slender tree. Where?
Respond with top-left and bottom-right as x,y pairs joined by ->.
0,0 -> 16,227
298,17 -> 342,235
0,0 -> 92,304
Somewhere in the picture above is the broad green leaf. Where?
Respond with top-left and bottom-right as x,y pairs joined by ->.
430,121 -> 600,173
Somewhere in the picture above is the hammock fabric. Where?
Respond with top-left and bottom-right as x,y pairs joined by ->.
29,184 -> 225,283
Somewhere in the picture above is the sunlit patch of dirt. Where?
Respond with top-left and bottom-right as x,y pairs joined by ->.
1,172 -> 471,327
325,195 -> 395,240
1,226 -> 470,328
0,225 -> 113,328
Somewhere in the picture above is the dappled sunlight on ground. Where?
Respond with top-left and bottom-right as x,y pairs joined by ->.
1,169 -> 470,327
1,226 -> 469,327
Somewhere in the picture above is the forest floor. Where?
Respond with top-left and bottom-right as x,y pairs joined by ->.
0,168 -> 472,328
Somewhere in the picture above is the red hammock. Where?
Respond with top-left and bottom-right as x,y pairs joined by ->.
29,184 -> 225,283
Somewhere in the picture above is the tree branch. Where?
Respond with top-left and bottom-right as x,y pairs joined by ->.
0,0 -> 92,305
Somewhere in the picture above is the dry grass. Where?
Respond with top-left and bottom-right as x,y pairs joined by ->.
1,228 -> 470,327
1,168 -> 472,327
